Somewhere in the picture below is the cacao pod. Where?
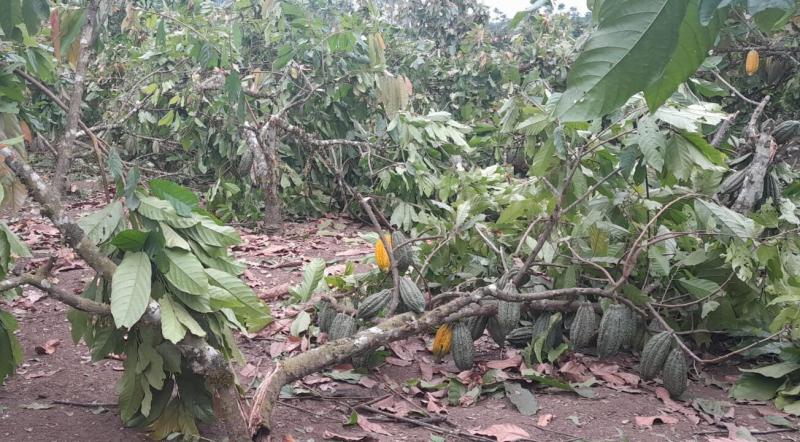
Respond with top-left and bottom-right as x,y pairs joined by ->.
487,317 -> 506,346
375,234 -> 392,272
432,324 -> 452,361
398,276 -> 425,313
467,314 -> 489,341
619,305 -> 636,349
329,313 -> 357,341
451,321 -> 474,370
639,331 -> 673,380
356,289 -> 391,319
597,304 -> 628,358
745,50 -> 759,76
662,348 -> 688,398
318,301 -> 336,333
569,302 -> 597,349
773,120 -> 800,144
506,326 -> 535,348
391,231 -> 412,273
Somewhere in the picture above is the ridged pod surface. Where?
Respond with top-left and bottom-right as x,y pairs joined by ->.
487,317 -> 506,346
505,326 -> 535,348
619,305 -> 635,349
374,234 -> 391,272
329,313 -> 357,341
356,289 -> 391,319
467,315 -> 489,341
662,348 -> 688,398
318,301 -> 336,333
533,314 -> 563,350
639,331 -> 673,380
451,321 -> 474,370
391,231 -> 412,273
569,302 -> 597,349
432,324 -> 452,360
398,276 -> 426,313
774,120 -> 800,144
746,50 -> 759,76
597,304 -> 628,358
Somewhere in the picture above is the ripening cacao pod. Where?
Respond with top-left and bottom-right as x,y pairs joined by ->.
467,315 -> 489,341
639,331 -> 673,380
318,301 -> 336,333
597,304 -> 628,358
505,326 -> 536,348
356,289 -> 391,319
329,313 -> 357,341
374,234 -> 392,272
745,50 -> 759,76
569,302 -> 597,349
487,317 -> 506,346
432,324 -> 453,361
398,276 -> 426,313
451,321 -> 475,370
391,231 -> 412,273
662,348 -> 688,398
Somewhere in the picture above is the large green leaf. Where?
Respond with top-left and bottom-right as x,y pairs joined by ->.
644,0 -> 722,110
111,252 -> 153,329
206,268 -> 270,332
159,222 -> 190,251
163,249 -> 208,296
77,201 -> 123,245
159,294 -> 187,344
288,258 -> 326,302
695,200 -> 762,240
0,309 -> 23,382
554,0 -> 688,121
633,116 -> 666,172
699,0 -> 734,25
182,219 -> 240,247
0,222 -> 31,258
149,180 -> 199,217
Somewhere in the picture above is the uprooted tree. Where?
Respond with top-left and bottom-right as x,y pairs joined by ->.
3,0 -> 800,440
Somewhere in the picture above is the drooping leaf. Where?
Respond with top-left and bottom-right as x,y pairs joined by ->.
77,201 -> 123,245
159,293 -> 187,344
110,252 -> 153,329
149,179 -> 199,217
111,229 -> 150,252
163,249 -> 208,296
554,0 -> 688,121
695,199 -> 762,240
288,258 -> 326,302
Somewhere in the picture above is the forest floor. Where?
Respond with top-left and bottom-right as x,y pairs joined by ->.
1,181 -> 799,442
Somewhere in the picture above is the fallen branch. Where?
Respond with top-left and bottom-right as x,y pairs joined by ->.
355,404 -> 496,442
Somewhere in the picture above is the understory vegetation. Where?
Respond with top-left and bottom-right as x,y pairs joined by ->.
2,0 -> 800,439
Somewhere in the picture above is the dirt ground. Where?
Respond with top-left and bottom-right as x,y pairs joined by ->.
2,184 -> 800,442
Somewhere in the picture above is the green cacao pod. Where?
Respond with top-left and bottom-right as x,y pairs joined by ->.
356,289 -> 391,319
505,326 -> 536,348
451,321 -> 475,370
773,120 -> 800,144
329,313 -> 357,341
318,301 -> 336,333
398,276 -> 425,313
597,304 -> 628,358
639,331 -> 673,380
569,302 -> 597,349
391,231 -> 413,273
497,293 -> 522,336
662,348 -> 688,398
467,314 -> 489,341
487,317 -> 506,346
619,305 -> 636,349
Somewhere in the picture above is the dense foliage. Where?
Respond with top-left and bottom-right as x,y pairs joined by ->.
2,0 -> 800,439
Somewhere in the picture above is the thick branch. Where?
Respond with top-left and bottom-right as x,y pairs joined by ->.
733,133 -> 772,213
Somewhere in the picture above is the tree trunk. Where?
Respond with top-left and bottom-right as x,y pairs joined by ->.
260,125 -> 283,234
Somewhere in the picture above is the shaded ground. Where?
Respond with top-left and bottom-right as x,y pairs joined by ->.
2,184 -> 799,442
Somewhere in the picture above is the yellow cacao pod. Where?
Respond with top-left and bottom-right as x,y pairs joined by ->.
432,324 -> 452,360
745,50 -> 759,76
374,234 -> 392,272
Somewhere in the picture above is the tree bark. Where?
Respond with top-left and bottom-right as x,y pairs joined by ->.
53,0 -> 101,198
260,125 -> 283,234
732,132 -> 773,213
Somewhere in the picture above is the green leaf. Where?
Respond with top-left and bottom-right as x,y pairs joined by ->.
529,140 -> 555,176
699,0 -> 734,25
731,373 -> 782,401
182,219 -> 240,247
77,201 -> 123,245
695,199 -> 762,240
163,249 -> 208,296
504,382 -> 539,416
290,311 -> 311,336
677,278 -> 720,297
158,222 -> 190,251
0,309 -> 22,382
149,180 -> 199,217
0,222 -> 30,258
633,116 -> 666,172
288,258 -> 326,302
206,268 -> 270,332
111,230 -> 150,252
741,362 -> 800,379
110,252 -> 153,329
644,0 -> 722,110
554,0 -> 688,121
159,294 -> 187,344
136,196 -> 176,221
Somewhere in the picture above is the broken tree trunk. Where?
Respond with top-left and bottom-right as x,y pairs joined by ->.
243,124 -> 282,234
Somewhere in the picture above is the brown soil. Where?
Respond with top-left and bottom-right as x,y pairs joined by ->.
1,185 -> 798,442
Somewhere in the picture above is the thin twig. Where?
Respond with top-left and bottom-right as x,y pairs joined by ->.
355,405 -> 496,442
52,400 -> 117,408
711,70 -> 761,106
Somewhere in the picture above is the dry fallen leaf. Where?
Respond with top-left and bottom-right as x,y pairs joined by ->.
322,430 -> 374,441
486,354 -> 523,370
356,414 -> 392,436
35,339 -> 61,355
537,413 -> 554,427
558,359 -> 590,383
655,387 -> 700,424
634,414 -> 679,427
470,423 -> 531,442
385,357 -> 412,367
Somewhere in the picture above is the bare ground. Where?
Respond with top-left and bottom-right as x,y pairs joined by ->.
1,185 -> 799,442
